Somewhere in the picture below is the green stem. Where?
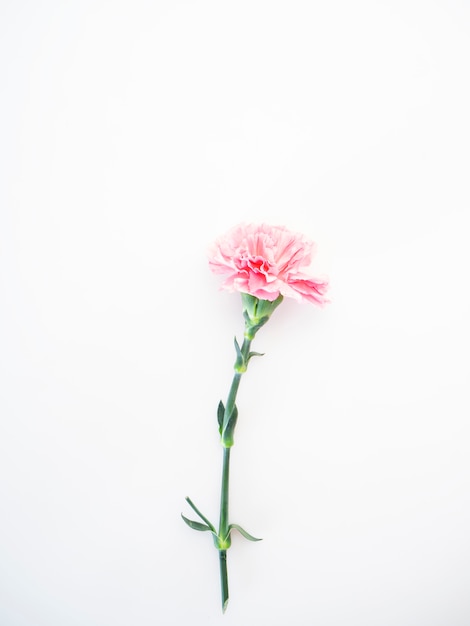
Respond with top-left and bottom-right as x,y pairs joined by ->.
219,550 -> 229,612
217,336 -> 252,612
224,373 -> 241,429
219,447 -> 231,540
218,447 -> 231,612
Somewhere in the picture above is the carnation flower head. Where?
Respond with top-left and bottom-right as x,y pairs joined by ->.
209,223 -> 329,306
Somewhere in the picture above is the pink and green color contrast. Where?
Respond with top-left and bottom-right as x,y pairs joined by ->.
182,223 -> 329,612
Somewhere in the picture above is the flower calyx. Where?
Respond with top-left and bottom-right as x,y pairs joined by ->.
241,293 -> 284,339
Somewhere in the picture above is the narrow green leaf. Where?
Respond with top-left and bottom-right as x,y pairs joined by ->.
248,351 -> 265,360
233,336 -> 243,358
229,523 -> 262,542
229,404 -> 238,424
221,404 -> 238,447
185,497 -> 216,532
233,336 -> 245,371
217,400 -> 225,432
181,514 -> 212,532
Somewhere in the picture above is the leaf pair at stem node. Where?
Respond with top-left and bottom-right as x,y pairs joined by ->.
233,336 -> 264,373
181,497 -> 262,547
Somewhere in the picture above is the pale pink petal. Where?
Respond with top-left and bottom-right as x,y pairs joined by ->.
208,223 -> 329,306
286,274 -> 330,306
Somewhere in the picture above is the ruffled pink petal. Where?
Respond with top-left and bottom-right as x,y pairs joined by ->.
286,274 -> 330,306
208,223 -> 329,306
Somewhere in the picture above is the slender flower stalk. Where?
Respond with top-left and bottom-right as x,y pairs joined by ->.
182,223 -> 329,612
217,333 -> 253,611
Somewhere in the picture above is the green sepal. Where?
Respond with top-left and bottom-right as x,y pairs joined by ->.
181,514 -> 212,532
217,400 -> 225,433
229,523 -> 262,542
185,497 -> 216,532
242,293 -> 284,339
254,294 -> 283,319
241,293 -> 259,319
221,404 -> 238,447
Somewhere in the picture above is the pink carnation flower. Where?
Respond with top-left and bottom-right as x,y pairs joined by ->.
209,223 -> 329,306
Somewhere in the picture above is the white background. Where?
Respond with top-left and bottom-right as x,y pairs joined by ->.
1,1 -> 469,624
